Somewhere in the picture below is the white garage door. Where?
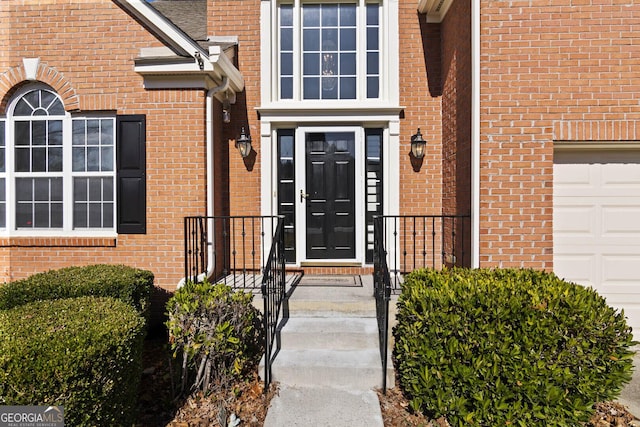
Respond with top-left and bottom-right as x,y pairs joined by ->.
554,148 -> 640,338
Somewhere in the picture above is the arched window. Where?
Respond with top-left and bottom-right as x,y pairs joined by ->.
0,85 -> 116,234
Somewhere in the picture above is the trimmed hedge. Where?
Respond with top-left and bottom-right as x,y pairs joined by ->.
0,264 -> 154,320
0,296 -> 146,426
393,268 -> 636,426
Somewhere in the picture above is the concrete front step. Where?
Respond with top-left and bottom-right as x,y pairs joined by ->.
278,317 -> 379,350
269,348 -> 388,389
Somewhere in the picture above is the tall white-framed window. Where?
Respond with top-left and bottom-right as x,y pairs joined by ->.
1,84 -> 116,235
278,0 -> 381,101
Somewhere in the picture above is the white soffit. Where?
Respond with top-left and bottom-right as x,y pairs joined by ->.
417,0 -> 454,23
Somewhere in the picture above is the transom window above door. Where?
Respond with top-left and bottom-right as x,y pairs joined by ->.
278,1 -> 380,101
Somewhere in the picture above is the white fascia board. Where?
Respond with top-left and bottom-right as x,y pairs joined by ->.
208,46 -> 244,93
258,106 -> 404,124
417,0 -> 454,23
115,0 -> 206,57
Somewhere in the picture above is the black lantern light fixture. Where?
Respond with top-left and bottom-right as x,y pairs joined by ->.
410,128 -> 426,159
236,126 -> 252,158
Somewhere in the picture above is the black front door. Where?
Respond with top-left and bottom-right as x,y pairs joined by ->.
305,132 -> 355,259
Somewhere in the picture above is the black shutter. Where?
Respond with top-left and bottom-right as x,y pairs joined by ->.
116,115 -> 146,234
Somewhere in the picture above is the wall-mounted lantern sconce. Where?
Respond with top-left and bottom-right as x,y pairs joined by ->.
236,126 -> 252,158
222,92 -> 231,124
410,128 -> 426,159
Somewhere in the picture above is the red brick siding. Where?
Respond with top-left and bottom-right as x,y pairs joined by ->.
208,0 -> 262,219
479,0 -> 640,268
399,3 -> 443,216
0,1 -> 213,290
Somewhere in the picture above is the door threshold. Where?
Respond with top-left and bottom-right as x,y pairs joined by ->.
300,261 -> 363,267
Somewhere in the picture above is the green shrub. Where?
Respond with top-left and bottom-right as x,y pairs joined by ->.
0,264 -> 154,321
0,296 -> 146,426
166,280 -> 264,395
393,268 -> 636,426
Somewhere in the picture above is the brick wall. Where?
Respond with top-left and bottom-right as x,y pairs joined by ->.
0,1 -> 213,290
441,0 -> 472,265
479,0 -> 640,268
208,0 -> 262,219
399,4 -> 443,216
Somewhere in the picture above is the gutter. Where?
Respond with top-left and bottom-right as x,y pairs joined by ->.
471,0 -> 480,268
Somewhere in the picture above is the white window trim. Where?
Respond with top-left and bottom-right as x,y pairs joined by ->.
260,0 -> 399,110
1,85 -> 117,237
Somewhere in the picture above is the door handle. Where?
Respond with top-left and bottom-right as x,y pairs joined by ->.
300,189 -> 309,202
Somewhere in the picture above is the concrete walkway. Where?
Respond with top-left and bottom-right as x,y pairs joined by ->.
618,348 -> 640,419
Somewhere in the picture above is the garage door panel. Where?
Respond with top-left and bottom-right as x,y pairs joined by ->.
554,148 -> 640,337
602,205 -> 640,236
553,254 -> 596,287
602,255 -> 640,284
553,206 -> 595,236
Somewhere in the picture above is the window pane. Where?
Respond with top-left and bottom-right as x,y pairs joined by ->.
89,178 -> 102,201
101,146 -> 114,171
281,28 -> 293,51
15,148 -> 30,172
322,4 -> 338,26
51,178 -> 62,201
34,203 -> 49,227
16,202 -> 32,228
0,178 -> 5,228
367,52 -> 379,74
16,178 -> 32,201
367,77 -> 379,98
72,120 -> 85,145
103,178 -> 114,200
32,147 -> 47,172
34,179 -> 49,201
74,178 -> 88,201
340,4 -> 356,26
49,120 -> 63,146
303,4 -> 320,26
101,119 -> 113,146
281,77 -> 293,99
303,29 -> 320,51
15,122 -> 29,146
103,203 -> 114,228
280,4 -> 293,26
51,203 -> 63,227
74,202 -> 87,228
303,53 -> 320,75
48,147 -> 63,172
73,147 -> 86,172
340,28 -> 356,51
32,121 -> 46,145
367,4 -> 379,25
322,77 -> 338,98
87,147 -> 100,171
0,149 -> 4,173
304,77 -> 320,99
340,53 -> 356,75
322,29 -> 338,51
41,91 -> 56,111
367,27 -> 379,50
89,203 -> 102,227
281,53 -> 293,75
14,98 -> 33,116
340,77 -> 357,99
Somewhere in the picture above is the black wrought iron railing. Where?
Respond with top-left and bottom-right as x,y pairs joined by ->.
183,215 -> 285,391
184,216 -> 281,289
373,214 -> 471,393
260,219 -> 286,389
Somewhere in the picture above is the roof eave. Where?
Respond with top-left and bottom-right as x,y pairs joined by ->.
417,0 -> 454,23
